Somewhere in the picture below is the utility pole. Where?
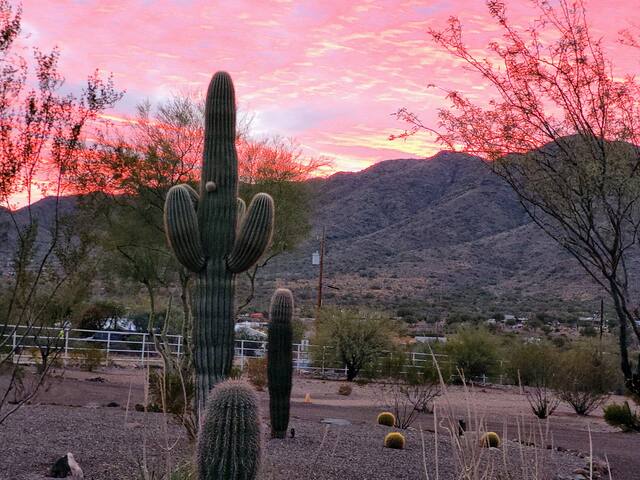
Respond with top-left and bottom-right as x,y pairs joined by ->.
317,226 -> 325,311
599,297 -> 604,340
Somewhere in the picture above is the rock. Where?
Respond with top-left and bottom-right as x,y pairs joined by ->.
573,468 -> 588,475
321,418 -> 352,426
50,455 -> 71,478
50,453 -> 83,479
67,453 -> 83,479
105,401 -> 119,408
85,377 -> 105,383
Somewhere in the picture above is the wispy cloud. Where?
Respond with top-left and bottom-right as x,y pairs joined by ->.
18,0 -> 636,177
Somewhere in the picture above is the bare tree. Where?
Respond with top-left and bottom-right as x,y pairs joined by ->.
394,0 -> 640,395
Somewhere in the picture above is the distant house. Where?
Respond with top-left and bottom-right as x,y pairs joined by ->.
414,335 -> 447,344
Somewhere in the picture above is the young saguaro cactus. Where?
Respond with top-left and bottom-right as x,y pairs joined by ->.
197,380 -> 261,480
164,71 -> 274,409
267,288 -> 294,438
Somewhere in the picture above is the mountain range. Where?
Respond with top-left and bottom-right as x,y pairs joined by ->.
2,151 -> 631,318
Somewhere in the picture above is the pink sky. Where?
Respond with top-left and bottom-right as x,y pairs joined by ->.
16,0 -> 640,176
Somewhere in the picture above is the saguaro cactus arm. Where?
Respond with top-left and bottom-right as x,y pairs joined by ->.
164,184 -> 206,272
226,192 -> 274,273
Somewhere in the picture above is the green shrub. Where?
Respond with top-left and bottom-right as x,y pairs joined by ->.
377,411 -> 395,427
246,357 -> 267,391
603,401 -> 640,432
555,342 -> 619,415
72,347 -> 105,372
384,432 -> 405,449
312,308 -> 396,381
506,342 -> 559,386
445,326 -> 499,380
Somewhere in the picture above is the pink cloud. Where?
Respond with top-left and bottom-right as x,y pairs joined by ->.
13,0 -> 638,186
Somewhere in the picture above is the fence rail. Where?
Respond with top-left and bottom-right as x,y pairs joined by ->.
1,324 -> 502,384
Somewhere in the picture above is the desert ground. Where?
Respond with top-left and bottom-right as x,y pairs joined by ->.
1,366 -> 638,480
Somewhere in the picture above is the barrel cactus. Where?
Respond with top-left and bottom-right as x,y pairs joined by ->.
164,71 -> 274,408
384,432 -> 405,449
267,288 -> 294,438
377,411 -> 396,427
197,380 -> 261,480
479,431 -> 501,448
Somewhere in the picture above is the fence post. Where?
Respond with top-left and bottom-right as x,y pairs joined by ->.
240,340 -> 245,370
321,346 -> 326,378
12,329 -> 17,356
296,343 -> 301,373
177,335 -> 182,358
140,333 -> 146,364
106,331 -> 111,360
64,328 -> 69,367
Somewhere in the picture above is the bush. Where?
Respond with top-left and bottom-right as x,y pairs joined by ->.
246,357 -> 267,391
148,364 -> 196,439
377,411 -> 395,427
338,384 -> 352,396
603,401 -> 640,432
526,384 -> 560,419
72,347 -> 105,372
445,326 -> 499,380
479,432 -> 501,448
384,432 -> 405,449
506,342 -> 559,386
312,308 -> 396,381
555,342 -> 618,415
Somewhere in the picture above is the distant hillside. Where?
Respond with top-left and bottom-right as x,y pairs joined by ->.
257,152 -> 637,316
3,153 -> 635,317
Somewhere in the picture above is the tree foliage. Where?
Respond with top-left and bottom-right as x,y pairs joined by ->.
313,308 -> 396,381
395,0 -> 640,395
0,0 -> 121,424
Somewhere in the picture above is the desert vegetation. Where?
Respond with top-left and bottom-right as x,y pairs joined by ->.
1,0 -> 640,479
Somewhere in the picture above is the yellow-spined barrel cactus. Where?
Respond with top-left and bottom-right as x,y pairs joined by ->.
197,380 -> 261,480
479,431 -> 501,448
267,288 -> 294,438
377,411 -> 396,427
384,432 -> 405,449
164,71 -> 274,409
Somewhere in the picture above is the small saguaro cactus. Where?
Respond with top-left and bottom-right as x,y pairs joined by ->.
267,288 -> 294,438
164,71 -> 274,409
377,411 -> 396,427
197,380 -> 261,480
384,432 -> 405,449
479,431 -> 501,448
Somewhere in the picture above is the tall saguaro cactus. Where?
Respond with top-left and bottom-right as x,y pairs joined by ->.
267,288 -> 294,438
164,71 -> 274,409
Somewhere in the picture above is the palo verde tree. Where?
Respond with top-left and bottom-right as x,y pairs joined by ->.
313,308 -> 396,381
0,0 -> 121,424
394,0 -> 640,396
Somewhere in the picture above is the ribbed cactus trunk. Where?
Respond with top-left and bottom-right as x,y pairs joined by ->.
197,380 -> 261,480
164,72 -> 274,410
267,289 -> 294,438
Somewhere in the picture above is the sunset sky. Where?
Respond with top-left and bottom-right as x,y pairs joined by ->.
17,0 -> 640,174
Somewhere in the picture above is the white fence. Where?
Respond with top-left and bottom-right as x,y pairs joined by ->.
1,324 -> 449,378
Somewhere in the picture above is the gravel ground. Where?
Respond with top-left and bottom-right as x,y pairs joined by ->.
0,369 -> 635,479
1,404 -> 189,480
1,401 -> 586,480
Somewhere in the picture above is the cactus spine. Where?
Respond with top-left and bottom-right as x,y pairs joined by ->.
267,288 -> 294,438
197,380 -> 261,480
164,72 -> 274,409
